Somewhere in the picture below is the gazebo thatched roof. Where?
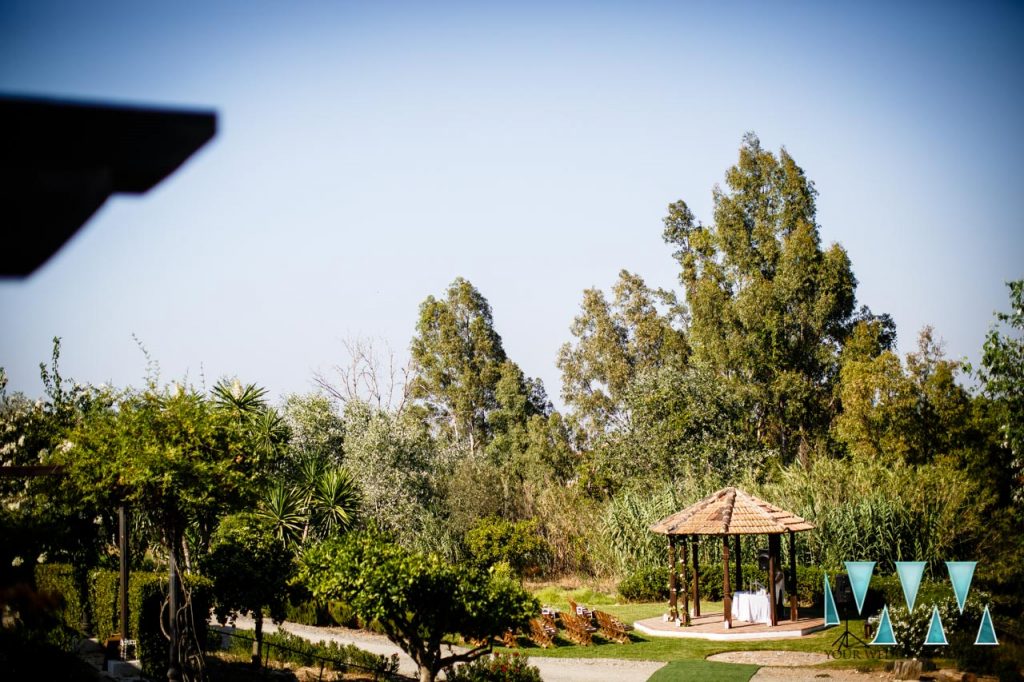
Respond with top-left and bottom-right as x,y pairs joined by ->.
650,487 -> 814,536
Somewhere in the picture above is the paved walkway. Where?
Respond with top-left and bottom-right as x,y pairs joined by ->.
217,615 -> 665,682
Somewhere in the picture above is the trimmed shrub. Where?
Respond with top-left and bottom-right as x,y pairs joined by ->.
444,652 -> 542,682
89,569 -> 119,641
34,563 -> 88,632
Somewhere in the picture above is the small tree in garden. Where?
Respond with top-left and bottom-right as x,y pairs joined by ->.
54,380 -> 279,680
300,530 -> 538,682
206,513 -> 294,667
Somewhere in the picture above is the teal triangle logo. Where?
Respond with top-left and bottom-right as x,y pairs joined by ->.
895,561 -> 926,612
824,573 -> 840,626
946,562 -> 976,614
870,605 -> 897,646
924,605 -> 948,645
975,605 -> 998,646
845,561 -> 875,615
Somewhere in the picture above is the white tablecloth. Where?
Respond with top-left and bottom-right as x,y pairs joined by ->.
731,590 -> 771,625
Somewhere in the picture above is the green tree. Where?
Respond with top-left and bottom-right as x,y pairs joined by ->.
54,381 -> 273,678
281,392 -> 346,469
977,280 -> 1024,504
409,278 -> 509,452
340,401 -> 439,546
557,270 -> 688,445
835,325 -> 976,465
0,339 -> 113,579
662,134 -> 857,465
206,513 -> 294,667
482,361 -> 574,517
300,530 -> 537,682
595,364 -> 768,493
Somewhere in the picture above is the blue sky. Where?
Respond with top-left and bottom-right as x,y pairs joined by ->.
2,1 -> 1022,407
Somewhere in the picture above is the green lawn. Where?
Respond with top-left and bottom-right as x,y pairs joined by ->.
647,660 -> 758,682
501,594 -> 874,664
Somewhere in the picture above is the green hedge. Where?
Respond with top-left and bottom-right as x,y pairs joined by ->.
90,569 -> 119,641
88,569 -> 212,679
34,563 -> 88,632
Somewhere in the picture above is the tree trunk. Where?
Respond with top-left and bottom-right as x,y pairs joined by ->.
418,666 -> 435,682
167,525 -> 183,682
252,608 -> 263,667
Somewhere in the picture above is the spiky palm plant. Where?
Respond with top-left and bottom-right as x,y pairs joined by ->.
258,483 -> 306,547
312,468 -> 361,539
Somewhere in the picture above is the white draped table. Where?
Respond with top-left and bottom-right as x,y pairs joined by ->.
731,590 -> 771,625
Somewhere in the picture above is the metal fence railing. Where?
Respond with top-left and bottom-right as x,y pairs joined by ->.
210,626 -> 413,681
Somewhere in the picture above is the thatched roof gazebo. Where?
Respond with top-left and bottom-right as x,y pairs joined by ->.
650,487 -> 814,628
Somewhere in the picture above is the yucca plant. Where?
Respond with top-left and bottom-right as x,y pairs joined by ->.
311,468 -> 360,537
258,483 -> 306,547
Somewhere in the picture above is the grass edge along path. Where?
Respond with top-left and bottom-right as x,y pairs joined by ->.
646,660 -> 759,682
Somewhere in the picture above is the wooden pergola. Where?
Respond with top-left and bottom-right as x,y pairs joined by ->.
650,487 -> 814,628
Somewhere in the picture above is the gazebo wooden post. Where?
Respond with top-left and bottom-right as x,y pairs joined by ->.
680,535 -> 690,625
789,530 -> 798,622
734,534 -> 742,591
722,536 -> 732,628
768,534 -> 779,627
691,535 -> 701,617
668,536 -> 678,621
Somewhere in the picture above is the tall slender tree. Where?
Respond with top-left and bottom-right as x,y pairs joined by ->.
663,133 -> 857,465
409,278 -> 508,452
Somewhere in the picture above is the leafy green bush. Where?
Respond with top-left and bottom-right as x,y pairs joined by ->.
284,598 -> 320,625
283,598 -> 363,628
466,518 -> 548,576
885,594 -> 989,663
444,652 -> 542,682
794,565 -> 824,606
34,563 -> 88,632
327,600 -> 359,628
618,566 -> 668,602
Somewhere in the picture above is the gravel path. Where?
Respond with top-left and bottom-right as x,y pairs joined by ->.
708,651 -> 892,681
215,619 -> 903,682
215,616 -> 665,682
